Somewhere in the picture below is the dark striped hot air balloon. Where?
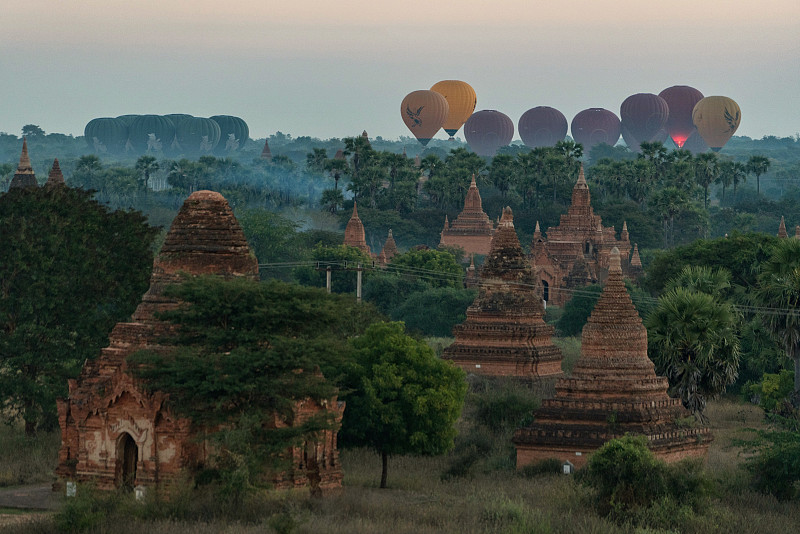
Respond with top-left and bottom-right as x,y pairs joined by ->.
518,106 -> 568,148
401,90 -> 449,146
210,115 -> 250,155
84,117 -> 128,154
174,116 -> 221,155
128,115 -> 176,154
570,108 -> 620,151
658,85 -> 704,149
619,93 -> 669,152
463,110 -> 514,157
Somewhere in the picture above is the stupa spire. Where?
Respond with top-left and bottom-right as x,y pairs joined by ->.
621,221 -> 629,241
9,138 -> 38,189
46,158 -> 65,187
630,243 -> 642,267
778,216 -> 788,238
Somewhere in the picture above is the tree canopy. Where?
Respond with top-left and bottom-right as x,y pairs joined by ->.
339,321 -> 467,488
0,186 -> 158,434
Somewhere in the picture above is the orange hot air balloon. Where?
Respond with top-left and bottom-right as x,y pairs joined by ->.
430,80 -> 477,139
401,90 -> 449,146
692,96 -> 741,152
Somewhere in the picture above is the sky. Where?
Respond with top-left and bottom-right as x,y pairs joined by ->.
2,0 -> 799,143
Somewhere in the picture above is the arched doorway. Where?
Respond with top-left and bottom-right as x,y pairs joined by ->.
541,280 -> 549,302
116,433 -> 138,490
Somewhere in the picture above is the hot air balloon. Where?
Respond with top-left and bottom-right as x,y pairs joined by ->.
115,114 -> 139,126
570,108 -> 620,151
84,117 -> 129,154
518,106 -> 568,148
658,85 -> 704,148
681,130 -> 709,154
619,93 -> 669,152
210,115 -> 250,155
463,110 -> 514,157
430,80 -> 477,139
401,90 -> 449,146
692,96 -> 740,152
128,115 -> 176,154
174,116 -> 222,155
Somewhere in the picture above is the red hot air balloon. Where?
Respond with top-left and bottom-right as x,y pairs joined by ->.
518,106 -> 568,148
658,85 -> 704,149
463,110 -> 514,157
619,93 -> 669,152
570,108 -> 620,151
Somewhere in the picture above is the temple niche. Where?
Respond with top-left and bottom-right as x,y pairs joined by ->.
442,207 -> 563,379
56,191 -> 344,494
513,247 -> 712,469
530,166 -> 632,306
439,175 -> 495,256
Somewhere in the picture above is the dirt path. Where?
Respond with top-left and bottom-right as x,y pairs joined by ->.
0,483 -> 60,511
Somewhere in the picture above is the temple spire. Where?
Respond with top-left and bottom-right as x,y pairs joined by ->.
261,139 -> 272,160
9,138 -> 38,189
778,216 -> 788,238
630,243 -> 642,267
46,158 -> 65,187
621,220 -> 629,241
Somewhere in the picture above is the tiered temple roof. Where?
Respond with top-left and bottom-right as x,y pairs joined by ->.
513,247 -> 711,468
530,165 -> 630,305
57,191 -> 343,494
9,138 -> 38,189
439,175 -> 495,256
778,216 -> 788,238
378,229 -> 398,265
343,202 -> 371,255
45,159 -> 65,187
442,207 -> 562,379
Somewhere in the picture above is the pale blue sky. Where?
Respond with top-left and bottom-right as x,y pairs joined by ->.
2,1 -> 798,142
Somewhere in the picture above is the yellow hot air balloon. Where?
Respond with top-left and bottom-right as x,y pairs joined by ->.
430,80 -> 477,139
692,96 -> 741,152
401,90 -> 449,146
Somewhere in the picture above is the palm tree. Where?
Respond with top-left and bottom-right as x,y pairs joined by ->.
752,238 -> 800,402
747,155 -> 771,196
646,275 -> 741,421
134,155 -> 159,195
694,152 -> 718,209
649,187 -> 688,247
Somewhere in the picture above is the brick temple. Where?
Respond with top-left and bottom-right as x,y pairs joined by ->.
9,138 -> 38,189
530,166 -> 632,306
56,191 -> 344,494
343,202 -> 372,255
439,175 -> 495,256
442,207 -> 563,378
513,247 -> 711,469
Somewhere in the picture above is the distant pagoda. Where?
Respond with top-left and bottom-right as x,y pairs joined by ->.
513,247 -> 712,468
439,174 -> 495,256
343,202 -> 372,255
9,138 -> 38,189
443,207 -> 562,378
45,158 -> 65,187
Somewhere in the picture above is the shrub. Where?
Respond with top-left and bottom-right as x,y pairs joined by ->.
748,370 -> 795,414
580,435 -> 711,523
742,426 -> 800,501
471,381 -> 540,433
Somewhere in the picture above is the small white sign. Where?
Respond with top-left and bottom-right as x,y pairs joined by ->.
66,481 -> 76,498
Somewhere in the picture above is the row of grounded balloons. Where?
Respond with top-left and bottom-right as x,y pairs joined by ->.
401,82 -> 741,157
83,114 -> 250,157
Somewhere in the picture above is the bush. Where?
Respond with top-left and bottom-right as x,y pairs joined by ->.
471,381 -> 540,433
520,458 -> 564,478
580,435 -> 711,523
748,370 -> 795,414
742,426 -> 800,501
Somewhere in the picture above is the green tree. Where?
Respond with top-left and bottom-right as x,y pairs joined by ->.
320,188 -> 344,213
747,155 -> 771,196
21,124 -> 45,138
694,152 -> 718,209
752,238 -> 800,400
293,244 -> 374,294
646,274 -> 741,419
0,186 -> 158,435
388,248 -> 464,289
129,276 -> 377,497
340,321 -> 467,488
134,155 -> 159,194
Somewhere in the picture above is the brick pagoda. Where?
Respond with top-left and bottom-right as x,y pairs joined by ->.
443,207 -> 563,378
439,174 -> 495,256
343,202 -> 372,255
377,229 -> 398,265
9,138 -> 38,189
530,166 -> 631,306
57,191 -> 344,494
513,247 -> 711,469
